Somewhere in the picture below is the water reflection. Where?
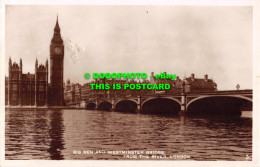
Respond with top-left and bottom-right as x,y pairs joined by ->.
47,110 -> 65,160
5,109 -> 252,160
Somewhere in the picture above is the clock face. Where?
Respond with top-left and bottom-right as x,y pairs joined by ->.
54,47 -> 62,55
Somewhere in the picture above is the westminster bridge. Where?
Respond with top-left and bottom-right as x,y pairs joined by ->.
85,90 -> 252,115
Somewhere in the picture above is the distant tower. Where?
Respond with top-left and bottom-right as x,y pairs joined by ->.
50,16 -> 64,106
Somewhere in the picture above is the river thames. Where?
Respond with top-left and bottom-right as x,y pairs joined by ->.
5,109 -> 252,160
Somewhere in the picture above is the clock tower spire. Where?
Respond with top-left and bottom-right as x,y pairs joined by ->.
49,16 -> 64,106
51,15 -> 62,44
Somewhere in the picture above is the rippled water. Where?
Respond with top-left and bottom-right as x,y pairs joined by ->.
5,109 -> 252,160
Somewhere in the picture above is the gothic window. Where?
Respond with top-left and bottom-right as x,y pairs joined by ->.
12,84 -> 17,91
12,74 -> 18,80
12,93 -> 17,100
39,75 -> 45,81
38,94 -> 45,100
23,84 -> 26,91
39,85 -> 44,91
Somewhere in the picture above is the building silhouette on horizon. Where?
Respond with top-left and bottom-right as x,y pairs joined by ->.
4,17 -> 218,107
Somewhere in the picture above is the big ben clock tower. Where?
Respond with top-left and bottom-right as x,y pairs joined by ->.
50,16 -> 64,106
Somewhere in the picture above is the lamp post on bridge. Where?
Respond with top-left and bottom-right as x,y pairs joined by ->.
110,79 -> 115,112
236,84 -> 240,90
179,81 -> 187,115
135,80 -> 142,113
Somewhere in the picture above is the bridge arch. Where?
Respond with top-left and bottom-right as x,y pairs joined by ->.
187,95 -> 252,115
141,97 -> 181,107
114,99 -> 138,113
97,101 -> 112,111
114,99 -> 138,108
142,97 -> 181,114
86,102 -> 96,110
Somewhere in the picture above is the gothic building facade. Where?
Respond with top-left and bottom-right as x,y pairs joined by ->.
5,17 -> 64,106
5,58 -> 48,106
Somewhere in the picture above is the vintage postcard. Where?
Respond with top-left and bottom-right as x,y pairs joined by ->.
0,1 -> 259,167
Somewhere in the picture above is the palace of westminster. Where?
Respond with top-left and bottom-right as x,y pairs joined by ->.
5,17 -> 64,106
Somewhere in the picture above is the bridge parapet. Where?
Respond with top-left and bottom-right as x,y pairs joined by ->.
186,90 -> 252,96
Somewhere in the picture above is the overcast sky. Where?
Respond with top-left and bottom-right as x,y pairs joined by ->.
5,5 -> 252,90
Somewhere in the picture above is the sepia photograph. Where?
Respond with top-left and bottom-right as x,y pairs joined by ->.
0,2 -> 258,167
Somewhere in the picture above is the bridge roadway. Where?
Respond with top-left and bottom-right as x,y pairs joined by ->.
85,90 -> 253,115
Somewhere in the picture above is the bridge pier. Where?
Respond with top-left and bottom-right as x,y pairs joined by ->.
95,100 -> 98,110
179,92 -> 187,115
136,106 -> 141,113
110,98 -> 115,111
136,95 -> 142,113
